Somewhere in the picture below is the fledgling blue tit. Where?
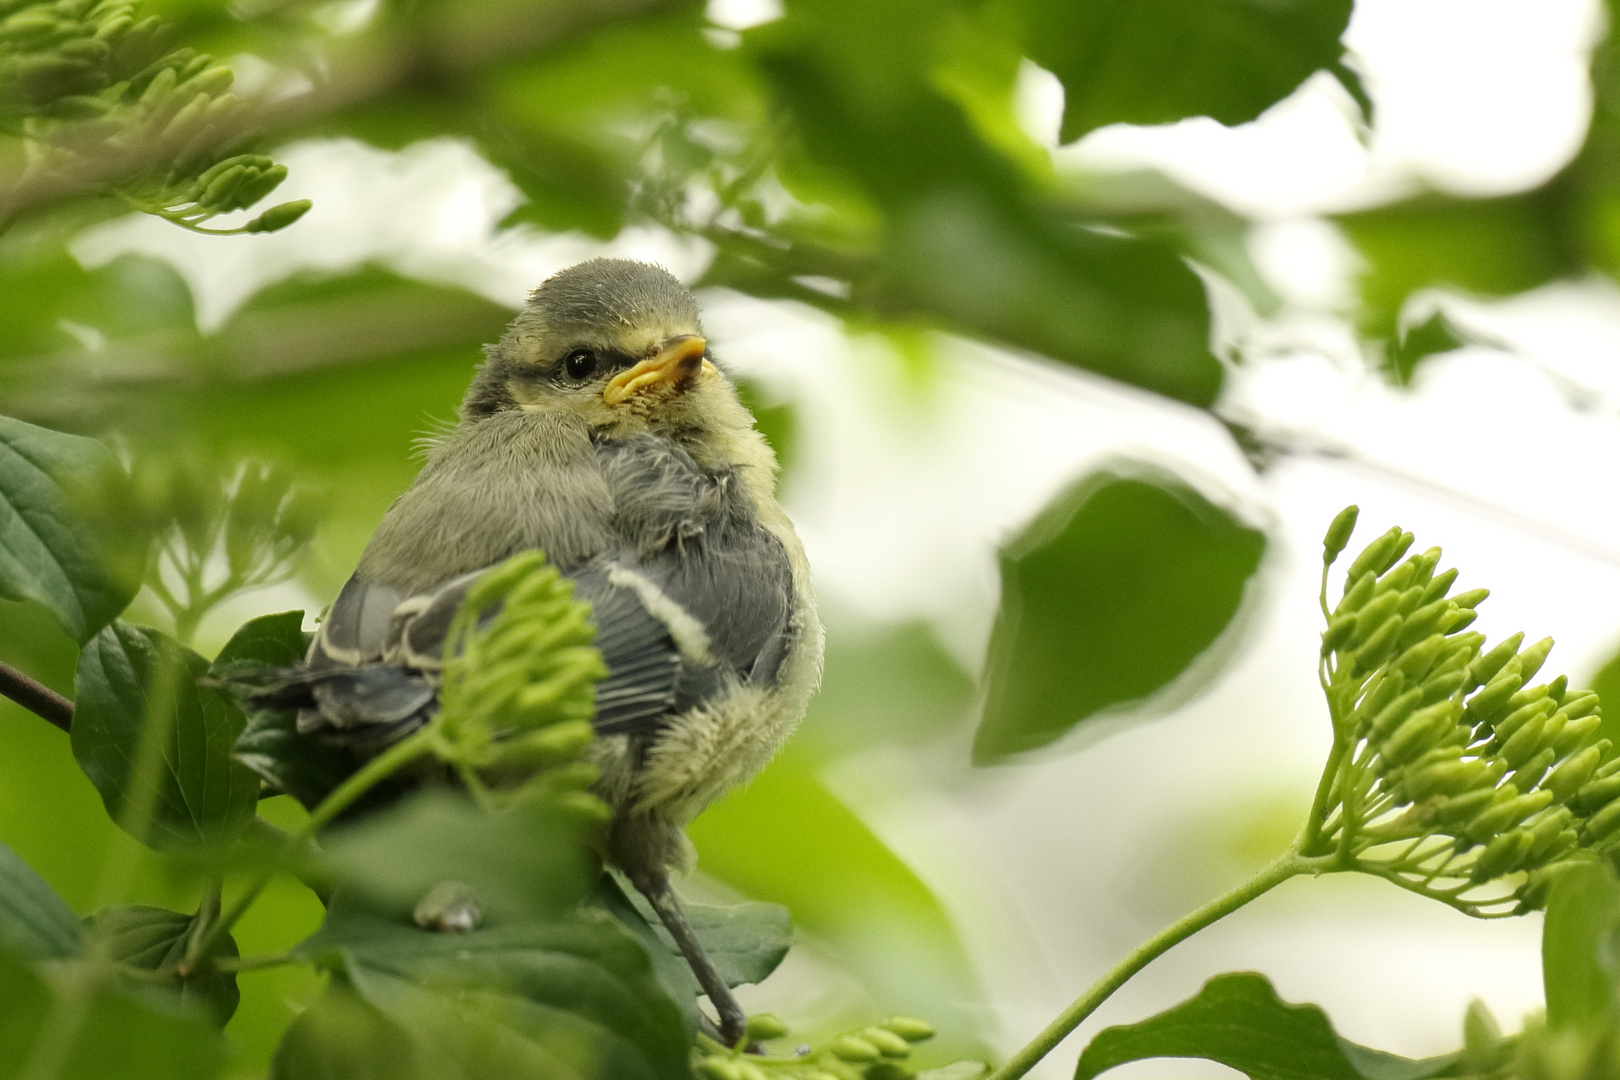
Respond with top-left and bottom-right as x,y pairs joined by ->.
280,259 -> 822,1042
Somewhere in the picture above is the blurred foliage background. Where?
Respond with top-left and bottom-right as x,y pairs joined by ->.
8,0 -> 1620,1076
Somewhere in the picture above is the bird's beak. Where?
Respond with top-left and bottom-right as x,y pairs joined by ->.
602,335 -> 710,405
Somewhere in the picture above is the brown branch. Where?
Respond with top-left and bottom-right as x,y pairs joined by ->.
0,660 -> 71,733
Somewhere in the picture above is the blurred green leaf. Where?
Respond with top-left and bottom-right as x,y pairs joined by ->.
0,836 -> 82,959
800,621 -> 974,756
235,705 -> 357,813
1007,0 -> 1354,142
270,982 -> 426,1080
1542,860 -> 1620,1033
292,909 -> 690,1080
0,416 -> 138,642
72,621 -> 259,848
975,467 -> 1265,764
315,790 -> 592,925
84,904 -> 240,1027
1073,972 -> 1460,1080
614,882 -> 791,990
210,610 -> 310,674
1386,311 -> 1471,386
0,948 -> 227,1080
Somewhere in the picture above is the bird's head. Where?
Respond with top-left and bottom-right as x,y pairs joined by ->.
463,259 -> 747,440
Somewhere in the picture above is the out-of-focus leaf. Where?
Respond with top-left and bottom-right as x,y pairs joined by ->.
1386,311 -> 1470,385
72,621 -> 259,848
1542,860 -> 1620,1032
292,910 -> 689,1080
1008,0 -> 1354,142
800,621 -> 974,756
1074,972 -> 1460,1080
210,610 -> 309,675
317,790 -> 592,925
0,836 -> 82,959
1590,649 -> 1620,756
0,416 -> 138,642
733,379 -> 798,476
1337,194 -> 1571,341
0,948 -> 227,1080
84,904 -> 240,1027
975,467 -> 1265,764
270,982 -> 426,1080
610,879 -> 791,990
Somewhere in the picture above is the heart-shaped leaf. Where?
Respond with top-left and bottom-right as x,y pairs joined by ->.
72,622 -> 260,848
84,905 -> 240,1026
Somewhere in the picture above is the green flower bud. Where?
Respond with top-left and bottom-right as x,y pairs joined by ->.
1396,600 -> 1450,650
244,199 -> 311,233
1367,686 -> 1425,739
1380,560 -> 1419,595
831,1037 -> 881,1063
233,163 -> 288,209
745,1014 -> 788,1041
1462,998 -> 1501,1056
1528,808 -> 1576,860
549,790 -> 611,822
1322,506 -> 1359,564
1346,527 -> 1409,582
1352,590 -> 1401,640
1463,672 -> 1525,729
1335,570 -> 1378,616
1509,748 -> 1556,792
861,1028 -> 912,1058
1466,633 -> 1525,692
1494,696 -> 1554,742
1435,788 -> 1498,830
1403,753 -> 1493,802
1575,773 -> 1620,815
1393,633 -> 1447,682
1419,567 -> 1459,606
1422,671 -> 1466,706
1500,713 -> 1553,768
1551,715 -> 1601,758
95,12 -> 131,41
1546,746 -> 1604,803
879,1018 -> 936,1043
1470,828 -> 1534,882
1354,614 -> 1405,673
199,162 -> 248,209
1449,587 -> 1489,610
1358,670 -> 1407,717
736,1063 -> 769,1080
1466,789 -> 1553,844
696,1059 -> 743,1080
496,719 -> 594,767
1559,692 -> 1601,721
1322,613 -> 1356,653
863,1064 -> 916,1080
1584,797 -> 1620,844
1439,608 -> 1478,634
1381,701 -> 1459,766
138,63 -> 176,105
1516,638 -> 1555,686
0,11 -> 60,40
186,63 -> 233,97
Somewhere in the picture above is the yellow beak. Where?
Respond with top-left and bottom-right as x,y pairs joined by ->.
602,335 -> 710,406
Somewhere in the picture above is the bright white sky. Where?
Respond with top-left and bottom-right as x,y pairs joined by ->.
71,0 -> 1620,1072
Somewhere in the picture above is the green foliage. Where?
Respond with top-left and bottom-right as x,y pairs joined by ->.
975,468 -> 1266,763
72,620 -> 259,848
1540,861 -> 1620,1034
1073,972 -> 1459,1080
84,903 -> 240,1025
695,1013 -> 946,1080
0,835 -> 82,958
0,415 -> 140,642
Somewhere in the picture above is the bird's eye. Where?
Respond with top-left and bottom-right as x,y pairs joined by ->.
563,349 -> 597,380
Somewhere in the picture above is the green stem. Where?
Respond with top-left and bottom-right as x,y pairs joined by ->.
984,849 -> 1313,1080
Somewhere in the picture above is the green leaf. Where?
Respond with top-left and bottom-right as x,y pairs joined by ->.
0,948 -> 226,1080
1074,972 -> 1460,1080
71,621 -> 260,848
316,790 -> 593,924
234,705 -> 357,813
1542,860 -> 1620,1032
607,878 -> 791,990
1007,0 -> 1354,143
0,837 -> 82,959
84,904 -> 240,1026
0,416 -> 138,642
291,910 -> 690,1080
211,610 -> 310,674
270,982 -> 427,1080
975,467 -> 1266,763
1386,311 -> 1472,386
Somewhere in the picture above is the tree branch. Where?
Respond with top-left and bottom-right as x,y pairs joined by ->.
0,660 -> 71,733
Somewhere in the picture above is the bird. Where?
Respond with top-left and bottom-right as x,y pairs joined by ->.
266,258 -> 823,1044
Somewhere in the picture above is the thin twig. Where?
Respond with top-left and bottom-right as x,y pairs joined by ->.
0,660 -> 71,733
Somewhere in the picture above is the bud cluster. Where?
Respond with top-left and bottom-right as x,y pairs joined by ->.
2,0 -> 307,233
1313,507 -> 1618,915
435,550 -> 609,820
695,1014 -> 941,1080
